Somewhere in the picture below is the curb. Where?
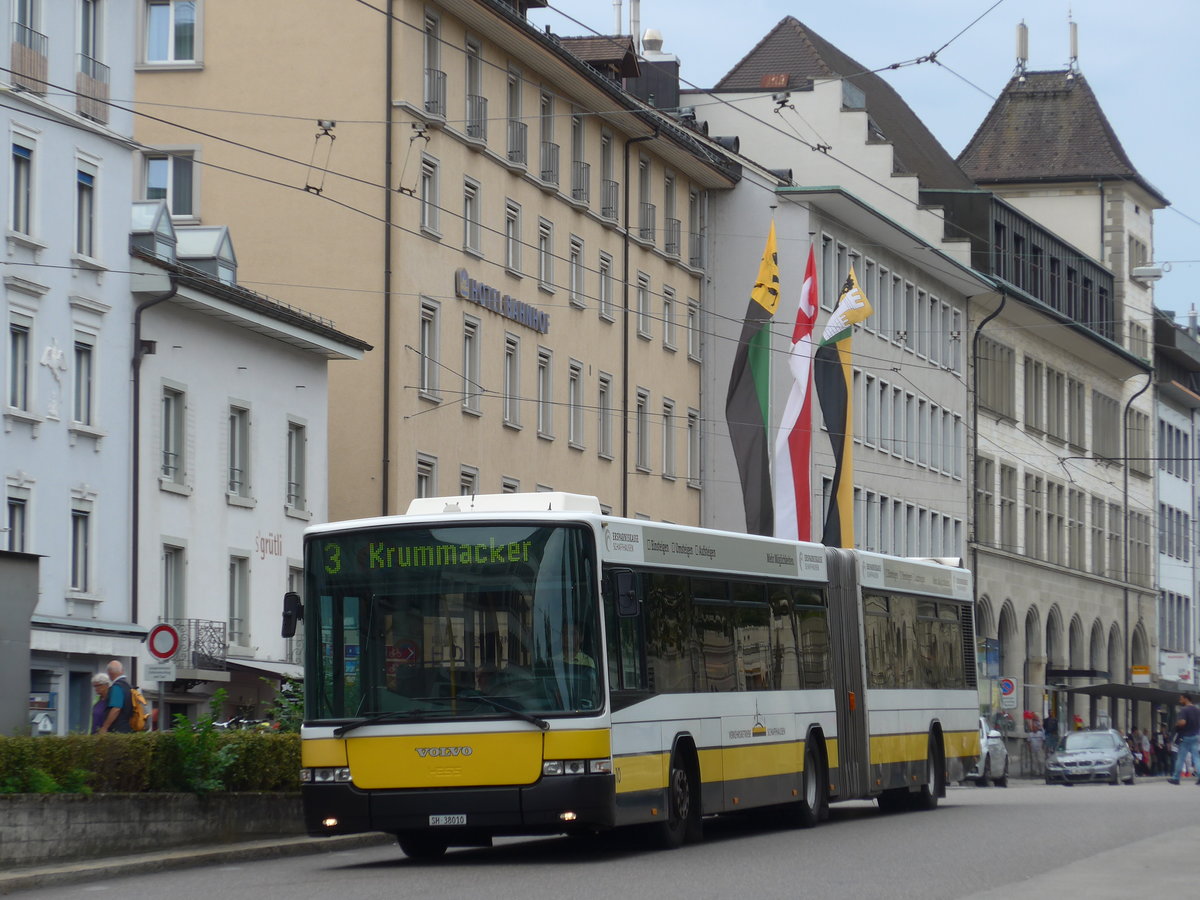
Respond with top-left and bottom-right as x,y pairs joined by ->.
0,832 -> 395,896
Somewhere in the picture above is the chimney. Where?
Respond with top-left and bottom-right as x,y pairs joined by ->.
613,0 -> 621,36
630,0 -> 640,52
1189,305 -> 1197,338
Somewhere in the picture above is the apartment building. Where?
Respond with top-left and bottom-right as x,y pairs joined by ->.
3,0 -> 138,734
133,0 -> 738,527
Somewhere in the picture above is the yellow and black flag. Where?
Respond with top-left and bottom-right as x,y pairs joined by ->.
813,267 -> 873,547
724,222 -> 780,536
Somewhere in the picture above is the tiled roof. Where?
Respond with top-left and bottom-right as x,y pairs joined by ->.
712,16 -> 975,191
958,70 -> 1168,205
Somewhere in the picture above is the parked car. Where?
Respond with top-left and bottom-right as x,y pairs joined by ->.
964,717 -> 1009,787
1044,728 -> 1136,785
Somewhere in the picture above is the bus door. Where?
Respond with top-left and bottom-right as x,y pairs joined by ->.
826,548 -> 869,799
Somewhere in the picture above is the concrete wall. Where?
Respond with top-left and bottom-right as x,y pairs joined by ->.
0,553 -> 38,736
0,793 -> 304,867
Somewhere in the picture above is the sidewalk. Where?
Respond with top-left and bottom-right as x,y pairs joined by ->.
0,833 -> 395,896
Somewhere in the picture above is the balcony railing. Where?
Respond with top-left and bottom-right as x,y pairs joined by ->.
76,54 -> 109,123
507,119 -> 527,166
11,23 -> 48,94
539,141 -> 560,186
162,618 -> 229,671
571,161 -> 590,203
466,94 -> 487,141
689,231 -> 705,269
639,202 -> 657,243
423,68 -> 446,117
664,217 -> 681,257
601,179 -> 619,220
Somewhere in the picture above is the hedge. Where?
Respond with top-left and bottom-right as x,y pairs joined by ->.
0,732 -> 300,794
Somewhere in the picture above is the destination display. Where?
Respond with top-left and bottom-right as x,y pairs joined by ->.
857,552 -> 971,600
602,522 -> 826,581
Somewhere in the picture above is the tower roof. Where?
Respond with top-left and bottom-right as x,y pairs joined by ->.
712,16 -> 975,191
958,70 -> 1168,206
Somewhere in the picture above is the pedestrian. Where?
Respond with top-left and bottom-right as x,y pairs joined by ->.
97,659 -> 133,734
1043,713 -> 1059,753
1168,694 -> 1200,784
89,673 -> 110,734
1155,727 -> 1170,775
1027,718 -> 1045,775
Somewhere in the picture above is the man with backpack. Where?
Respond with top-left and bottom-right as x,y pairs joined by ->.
97,659 -> 133,733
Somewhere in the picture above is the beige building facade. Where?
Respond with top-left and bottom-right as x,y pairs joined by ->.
134,0 -> 736,525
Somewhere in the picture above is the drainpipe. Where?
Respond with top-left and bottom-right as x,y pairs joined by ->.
131,274 -> 179,649
381,0 -> 395,515
621,130 -> 656,517
1123,372 -> 1152,730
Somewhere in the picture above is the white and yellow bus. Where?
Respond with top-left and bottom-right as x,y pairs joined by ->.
284,492 -> 979,858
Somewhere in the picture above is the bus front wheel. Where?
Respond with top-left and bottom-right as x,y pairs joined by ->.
651,748 -> 700,849
784,740 -> 824,828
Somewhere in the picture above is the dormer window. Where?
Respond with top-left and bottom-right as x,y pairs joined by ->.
130,199 -> 177,261
176,225 -> 237,284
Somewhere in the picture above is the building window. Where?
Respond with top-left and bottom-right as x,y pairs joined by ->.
5,494 -> 27,552
228,555 -> 249,646
501,476 -> 519,494
416,453 -> 437,498
597,372 -> 613,459
1024,474 -> 1044,559
598,252 -> 614,321
568,236 -> 584,307
144,152 -> 194,217
465,38 -> 485,140
160,544 -> 185,620
1092,391 -> 1121,460
419,156 -> 439,234
9,313 -> 32,411
145,0 -> 197,64
11,143 -> 32,234
161,386 -> 185,483
977,336 -> 1015,419
70,506 -> 90,592
1128,409 -> 1151,477
537,218 -> 553,290
286,421 -> 306,511
505,201 -> 521,273
998,464 -> 1017,551
1023,357 -> 1044,433
463,179 -> 481,253
418,300 -> 440,399
635,388 -> 650,471
227,405 -> 250,497
75,167 -> 96,258
567,360 -> 584,448
462,316 -> 481,414
975,457 -> 995,546
662,399 -> 675,479
460,466 -> 479,496
503,333 -> 520,426
536,347 -> 553,437
687,300 -> 701,361
71,337 -> 95,426
687,409 -> 701,488
662,287 -> 677,350
636,272 -> 651,339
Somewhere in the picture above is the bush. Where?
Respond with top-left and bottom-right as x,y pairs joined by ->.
0,732 -> 299,794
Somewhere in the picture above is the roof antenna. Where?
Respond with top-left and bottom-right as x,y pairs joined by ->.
1015,21 -> 1028,81
1067,15 -> 1079,78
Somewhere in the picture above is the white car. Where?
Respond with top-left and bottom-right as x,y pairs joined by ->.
964,717 -> 1009,787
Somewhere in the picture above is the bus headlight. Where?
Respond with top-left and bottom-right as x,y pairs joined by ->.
543,758 -> 612,776
302,767 -> 352,783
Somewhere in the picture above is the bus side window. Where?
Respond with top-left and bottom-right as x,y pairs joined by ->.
605,575 -> 646,691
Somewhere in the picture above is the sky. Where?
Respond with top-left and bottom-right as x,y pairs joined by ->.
531,0 -> 1200,325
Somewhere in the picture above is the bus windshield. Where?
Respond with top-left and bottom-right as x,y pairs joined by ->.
304,522 -> 601,723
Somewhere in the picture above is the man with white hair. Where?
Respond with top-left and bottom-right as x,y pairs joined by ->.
97,659 -> 132,734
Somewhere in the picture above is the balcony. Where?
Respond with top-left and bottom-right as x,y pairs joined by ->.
664,217 -> 681,258
571,161 -> 590,204
161,618 -> 229,678
466,94 -> 488,142
639,202 -> 656,243
423,68 -> 446,118
601,179 -> 619,220
11,23 -> 47,95
507,119 -> 528,167
688,231 -> 705,269
539,141 -> 560,187
76,54 -> 109,123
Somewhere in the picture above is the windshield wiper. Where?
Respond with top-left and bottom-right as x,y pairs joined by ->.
332,709 -> 437,737
464,692 -> 549,730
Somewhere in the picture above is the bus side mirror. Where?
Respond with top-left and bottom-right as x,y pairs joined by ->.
611,569 -> 639,617
282,592 -> 303,638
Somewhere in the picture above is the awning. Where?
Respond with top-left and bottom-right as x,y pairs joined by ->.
226,659 -> 303,680
1065,683 -> 1200,705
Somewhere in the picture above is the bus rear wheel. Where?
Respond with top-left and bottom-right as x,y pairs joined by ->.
397,833 -> 448,860
784,741 -> 824,828
912,734 -> 943,811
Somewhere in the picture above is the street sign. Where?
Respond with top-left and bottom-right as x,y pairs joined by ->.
144,661 -> 177,683
147,624 -> 180,660
999,675 -> 1018,709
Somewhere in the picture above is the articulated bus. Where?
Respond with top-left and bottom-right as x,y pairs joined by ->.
283,493 -> 979,858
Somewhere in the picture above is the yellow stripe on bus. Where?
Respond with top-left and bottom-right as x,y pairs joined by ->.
347,732 -> 543,789
870,730 -> 977,764
614,752 -> 667,794
302,739 -> 348,767
543,729 -> 610,759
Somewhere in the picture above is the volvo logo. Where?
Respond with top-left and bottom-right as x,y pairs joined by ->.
415,746 -> 474,758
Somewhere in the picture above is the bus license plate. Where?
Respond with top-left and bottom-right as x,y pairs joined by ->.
429,815 -> 466,826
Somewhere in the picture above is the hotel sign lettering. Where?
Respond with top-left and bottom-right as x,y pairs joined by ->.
454,268 -> 550,334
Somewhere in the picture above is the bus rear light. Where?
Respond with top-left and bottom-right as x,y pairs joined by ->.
322,818 -> 339,828
559,812 -> 578,822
